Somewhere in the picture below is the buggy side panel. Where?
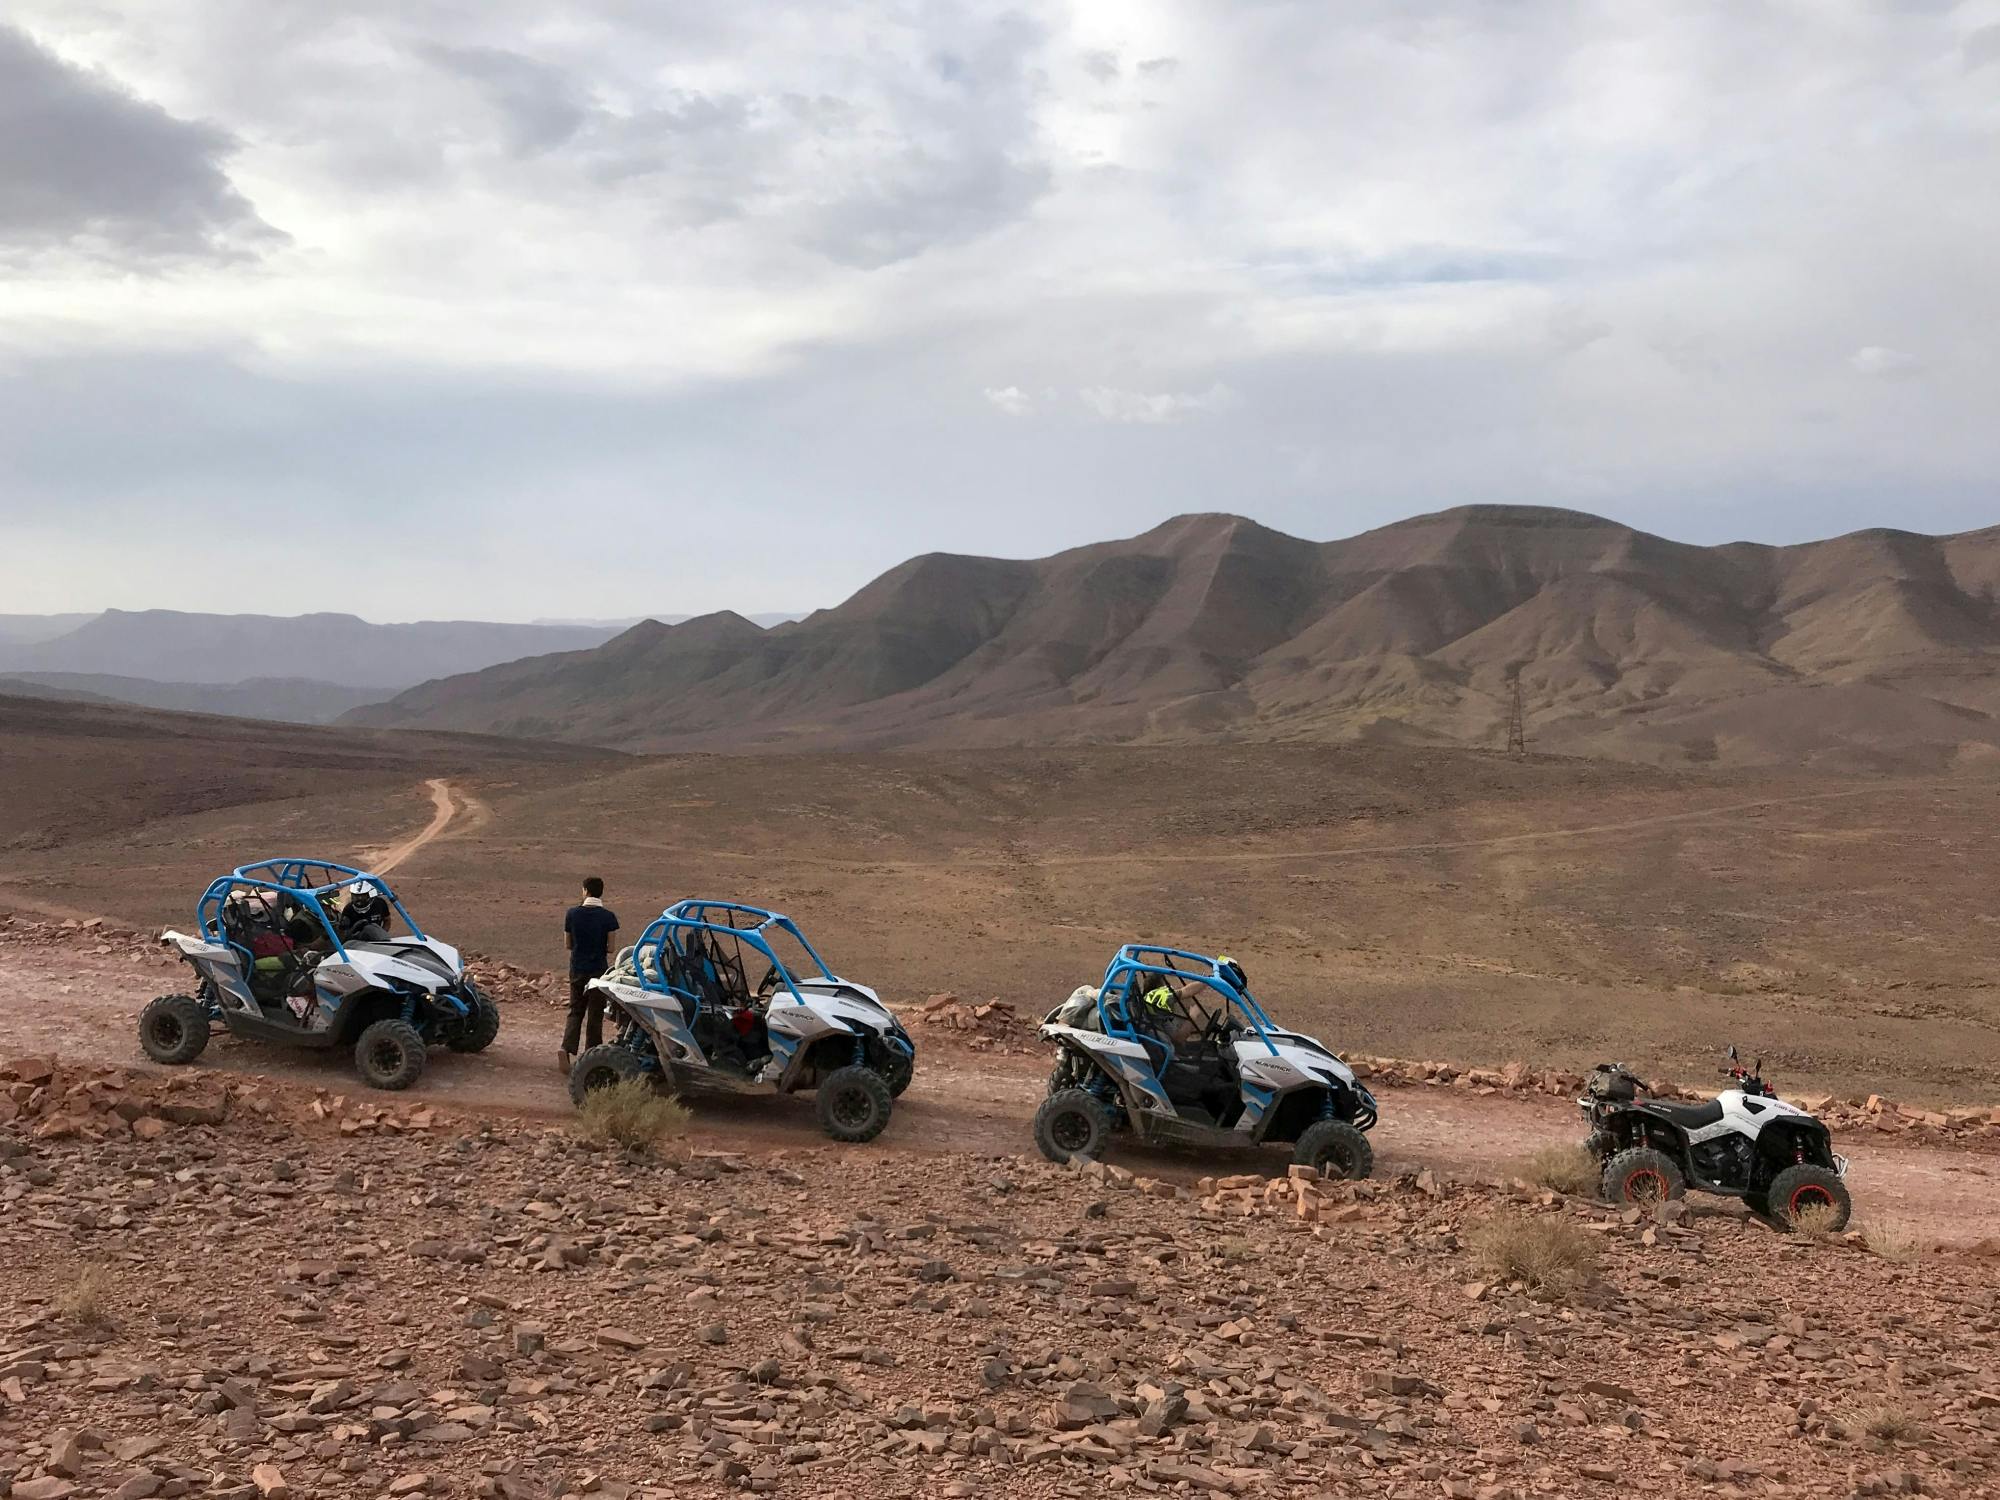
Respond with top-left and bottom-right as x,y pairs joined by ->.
1047,1023 -> 1174,1116
162,930 -> 258,1013
592,979 -> 704,1067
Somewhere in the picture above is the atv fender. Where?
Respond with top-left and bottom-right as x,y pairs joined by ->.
1755,1118 -> 1838,1173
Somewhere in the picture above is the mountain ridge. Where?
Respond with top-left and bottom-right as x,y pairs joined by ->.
344,505 -> 2000,769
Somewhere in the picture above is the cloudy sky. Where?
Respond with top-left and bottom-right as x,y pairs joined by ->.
2,1 -> 1996,621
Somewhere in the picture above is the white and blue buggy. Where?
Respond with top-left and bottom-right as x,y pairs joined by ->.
143,858 -> 498,1090
575,899 -> 916,1143
1035,946 -> 1378,1178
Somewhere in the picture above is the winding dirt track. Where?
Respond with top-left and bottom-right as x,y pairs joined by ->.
6,777 -> 1998,1250
368,777 -> 458,874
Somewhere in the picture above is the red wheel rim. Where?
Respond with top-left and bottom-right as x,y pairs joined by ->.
1625,1169 -> 1666,1202
1788,1184 -> 1834,1216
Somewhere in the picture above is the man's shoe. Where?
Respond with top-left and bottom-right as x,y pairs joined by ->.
558,1050 -> 573,1075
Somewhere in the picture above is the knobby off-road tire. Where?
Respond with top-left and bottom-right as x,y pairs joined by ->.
816,1065 -> 894,1143
139,995 -> 210,1066
443,985 -> 502,1054
1294,1118 -> 1374,1180
1765,1164 -> 1852,1232
881,1049 -> 915,1099
567,1043 -> 648,1108
354,1019 -> 426,1091
1602,1146 -> 1687,1205
1033,1088 -> 1112,1165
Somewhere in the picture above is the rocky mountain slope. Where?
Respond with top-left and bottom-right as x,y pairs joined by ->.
349,507 -> 2000,768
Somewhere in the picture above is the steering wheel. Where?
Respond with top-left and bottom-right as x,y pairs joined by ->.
755,963 -> 780,998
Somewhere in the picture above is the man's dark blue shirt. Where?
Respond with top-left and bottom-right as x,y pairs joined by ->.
565,903 -> 620,977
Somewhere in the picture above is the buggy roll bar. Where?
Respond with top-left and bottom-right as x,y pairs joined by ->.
624,899 -> 839,1015
195,857 -> 425,964
1097,944 -> 1282,1057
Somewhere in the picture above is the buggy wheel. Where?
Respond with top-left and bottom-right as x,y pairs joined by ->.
354,1019 -> 426,1091
1294,1118 -> 1373,1180
568,1044 -> 648,1108
443,985 -> 501,1054
881,1049 -> 915,1099
139,995 -> 210,1066
1765,1165 -> 1852,1233
1602,1147 -> 1686,1206
1033,1088 -> 1111,1165
816,1065 -> 893,1143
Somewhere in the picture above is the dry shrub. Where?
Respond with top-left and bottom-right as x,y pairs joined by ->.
59,1264 -> 118,1329
1468,1212 -> 1598,1295
1857,1404 -> 1923,1443
1789,1201 -> 1844,1242
575,1077 -> 691,1154
1517,1144 -> 1601,1197
1861,1221 -> 1926,1264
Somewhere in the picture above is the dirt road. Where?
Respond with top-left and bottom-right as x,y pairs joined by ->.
11,922 -> 1998,1250
367,777 -> 459,873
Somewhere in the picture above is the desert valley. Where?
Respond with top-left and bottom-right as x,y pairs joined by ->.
6,507 -> 2000,1498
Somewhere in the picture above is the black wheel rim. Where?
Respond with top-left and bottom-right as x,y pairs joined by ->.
830,1085 -> 874,1130
1050,1109 -> 1093,1153
154,1015 -> 183,1048
1316,1142 -> 1354,1176
370,1038 -> 404,1073
584,1066 -> 619,1093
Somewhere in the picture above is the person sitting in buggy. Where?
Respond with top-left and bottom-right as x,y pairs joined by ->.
329,883 -> 394,943
674,929 -> 770,1074
1125,958 -> 1249,1124
220,888 -> 320,1017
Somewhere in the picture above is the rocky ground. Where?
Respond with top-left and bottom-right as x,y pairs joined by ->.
7,913 -> 2000,1498
3,1066 -> 1998,1500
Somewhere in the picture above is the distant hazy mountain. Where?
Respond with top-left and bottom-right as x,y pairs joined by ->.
0,672 -> 384,724
348,506 -> 2000,771
530,613 -> 801,629
0,613 -> 96,646
0,610 -> 629,691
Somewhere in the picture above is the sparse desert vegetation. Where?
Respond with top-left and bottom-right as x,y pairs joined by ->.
574,1076 -> 690,1154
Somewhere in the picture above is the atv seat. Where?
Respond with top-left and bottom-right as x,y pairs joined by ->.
1644,1099 -> 1726,1129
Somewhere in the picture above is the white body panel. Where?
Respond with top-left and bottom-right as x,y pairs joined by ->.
1685,1088 -> 1815,1147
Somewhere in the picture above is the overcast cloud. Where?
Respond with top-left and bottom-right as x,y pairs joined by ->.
0,1 -> 1995,620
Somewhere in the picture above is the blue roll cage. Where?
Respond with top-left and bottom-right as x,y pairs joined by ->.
1097,945 -> 1281,1060
627,899 -> 838,1020
197,858 -> 423,967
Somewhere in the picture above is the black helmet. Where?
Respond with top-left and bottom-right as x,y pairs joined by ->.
1216,955 -> 1247,992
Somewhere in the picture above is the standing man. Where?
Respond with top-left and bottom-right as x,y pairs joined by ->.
561,876 -> 620,1073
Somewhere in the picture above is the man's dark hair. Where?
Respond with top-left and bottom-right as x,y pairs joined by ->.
582,876 -> 605,899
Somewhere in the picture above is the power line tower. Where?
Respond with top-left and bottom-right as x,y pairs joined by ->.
1505,672 -> 1527,755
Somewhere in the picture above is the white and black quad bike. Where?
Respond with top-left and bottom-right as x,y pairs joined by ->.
143,858 -> 498,1091
1034,946 -> 1378,1178
575,900 -> 916,1143
1581,1049 -> 1851,1230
